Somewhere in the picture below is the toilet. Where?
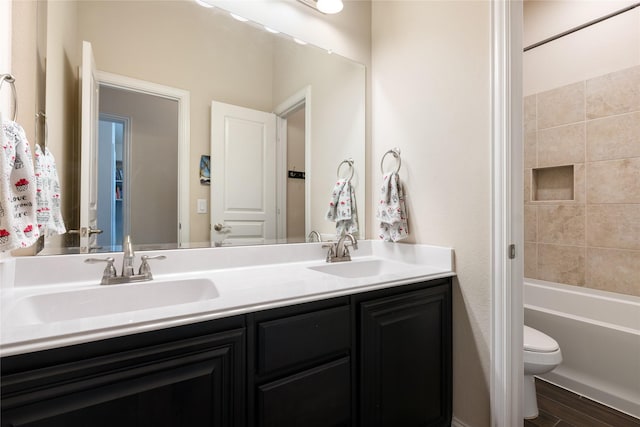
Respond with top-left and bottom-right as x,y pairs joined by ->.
523,325 -> 562,419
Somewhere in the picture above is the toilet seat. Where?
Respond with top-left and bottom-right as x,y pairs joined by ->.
524,325 -> 559,353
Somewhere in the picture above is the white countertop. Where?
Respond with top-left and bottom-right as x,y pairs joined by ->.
0,241 -> 454,357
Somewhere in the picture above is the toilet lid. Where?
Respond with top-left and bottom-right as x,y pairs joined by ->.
524,325 -> 559,353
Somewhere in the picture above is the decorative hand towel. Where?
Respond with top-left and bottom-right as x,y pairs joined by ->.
34,145 -> 66,236
376,172 -> 409,242
0,120 -> 41,251
325,179 -> 359,237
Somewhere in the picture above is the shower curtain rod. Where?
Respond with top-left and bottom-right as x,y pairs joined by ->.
524,2 -> 640,52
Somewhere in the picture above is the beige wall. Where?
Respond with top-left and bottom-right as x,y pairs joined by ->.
371,2 -> 491,425
44,0 -> 79,250
524,0 -> 640,95
272,37 -> 366,238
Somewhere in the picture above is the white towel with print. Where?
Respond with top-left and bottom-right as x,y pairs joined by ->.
376,172 -> 409,242
0,120 -> 41,251
34,145 -> 66,236
325,179 -> 359,238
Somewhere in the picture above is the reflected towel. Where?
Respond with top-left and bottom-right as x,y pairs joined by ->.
35,145 -> 66,236
325,179 -> 359,237
376,172 -> 408,242
0,120 -> 41,251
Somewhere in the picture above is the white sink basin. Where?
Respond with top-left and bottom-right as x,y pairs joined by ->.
8,278 -> 219,326
308,259 -> 412,279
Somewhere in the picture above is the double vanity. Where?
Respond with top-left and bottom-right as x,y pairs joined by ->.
1,241 -> 454,426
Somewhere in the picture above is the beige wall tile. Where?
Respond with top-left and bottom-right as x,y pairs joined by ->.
587,158 -> 640,203
587,204 -> 640,250
524,131 -> 537,168
538,123 -> 585,167
573,163 -> 586,204
524,205 -> 537,242
524,95 -> 537,133
586,111 -> 640,161
537,243 -> 585,285
538,205 -> 585,245
537,82 -> 584,129
586,248 -> 640,297
586,65 -> 640,119
524,242 -> 537,279
524,168 -> 532,204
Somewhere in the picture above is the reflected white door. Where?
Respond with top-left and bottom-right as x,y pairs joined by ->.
210,101 -> 276,245
79,41 -> 101,252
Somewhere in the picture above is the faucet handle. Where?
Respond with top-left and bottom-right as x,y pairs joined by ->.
322,242 -> 337,262
85,257 -> 117,283
138,255 -> 167,278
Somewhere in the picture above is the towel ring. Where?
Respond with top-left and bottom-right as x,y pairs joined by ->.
0,74 -> 18,122
337,158 -> 354,181
380,148 -> 401,174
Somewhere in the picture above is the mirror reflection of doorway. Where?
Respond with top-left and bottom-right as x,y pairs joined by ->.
285,106 -> 306,242
97,115 -> 129,248
97,85 -> 179,248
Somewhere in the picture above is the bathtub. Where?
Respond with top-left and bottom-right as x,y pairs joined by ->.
524,279 -> 640,418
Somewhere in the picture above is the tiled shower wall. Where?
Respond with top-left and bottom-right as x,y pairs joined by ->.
524,65 -> 640,297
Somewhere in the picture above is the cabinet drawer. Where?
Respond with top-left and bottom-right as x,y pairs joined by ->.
258,357 -> 351,427
257,305 -> 350,374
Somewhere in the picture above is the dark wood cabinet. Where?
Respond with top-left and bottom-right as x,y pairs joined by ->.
1,278 -> 451,427
248,297 -> 352,427
1,317 -> 246,427
257,357 -> 351,427
355,281 -> 452,427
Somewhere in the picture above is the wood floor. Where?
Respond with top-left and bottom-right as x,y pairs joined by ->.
524,379 -> 640,427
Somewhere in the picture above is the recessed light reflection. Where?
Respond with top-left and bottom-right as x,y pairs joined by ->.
264,26 -> 280,34
194,0 -> 214,8
230,13 -> 249,22
293,38 -> 308,45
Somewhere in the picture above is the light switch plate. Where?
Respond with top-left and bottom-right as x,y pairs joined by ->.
197,199 -> 207,214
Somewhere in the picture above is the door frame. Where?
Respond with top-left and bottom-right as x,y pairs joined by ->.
97,113 -> 131,247
96,71 -> 190,247
490,0 -> 524,426
274,85 -> 312,241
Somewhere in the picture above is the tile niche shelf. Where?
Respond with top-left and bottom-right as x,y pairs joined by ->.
532,165 -> 574,202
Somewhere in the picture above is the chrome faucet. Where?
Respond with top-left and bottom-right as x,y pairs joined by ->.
122,235 -> 136,277
307,230 -> 322,242
85,235 -> 166,285
323,233 -> 358,263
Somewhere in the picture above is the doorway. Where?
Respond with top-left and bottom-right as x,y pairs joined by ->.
97,114 -> 129,248
98,85 -> 179,247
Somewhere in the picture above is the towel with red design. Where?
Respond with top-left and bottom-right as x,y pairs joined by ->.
1,120 -> 40,251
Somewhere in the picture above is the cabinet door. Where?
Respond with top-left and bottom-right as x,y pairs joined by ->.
358,284 -> 452,427
1,328 -> 245,427
257,357 -> 351,427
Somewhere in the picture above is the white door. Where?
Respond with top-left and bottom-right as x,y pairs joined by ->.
210,101 -> 276,245
79,41 -> 101,252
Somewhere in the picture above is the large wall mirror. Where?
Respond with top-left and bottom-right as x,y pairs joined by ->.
39,0 -> 365,254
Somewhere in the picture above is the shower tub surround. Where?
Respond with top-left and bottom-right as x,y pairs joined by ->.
524,65 -> 640,297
